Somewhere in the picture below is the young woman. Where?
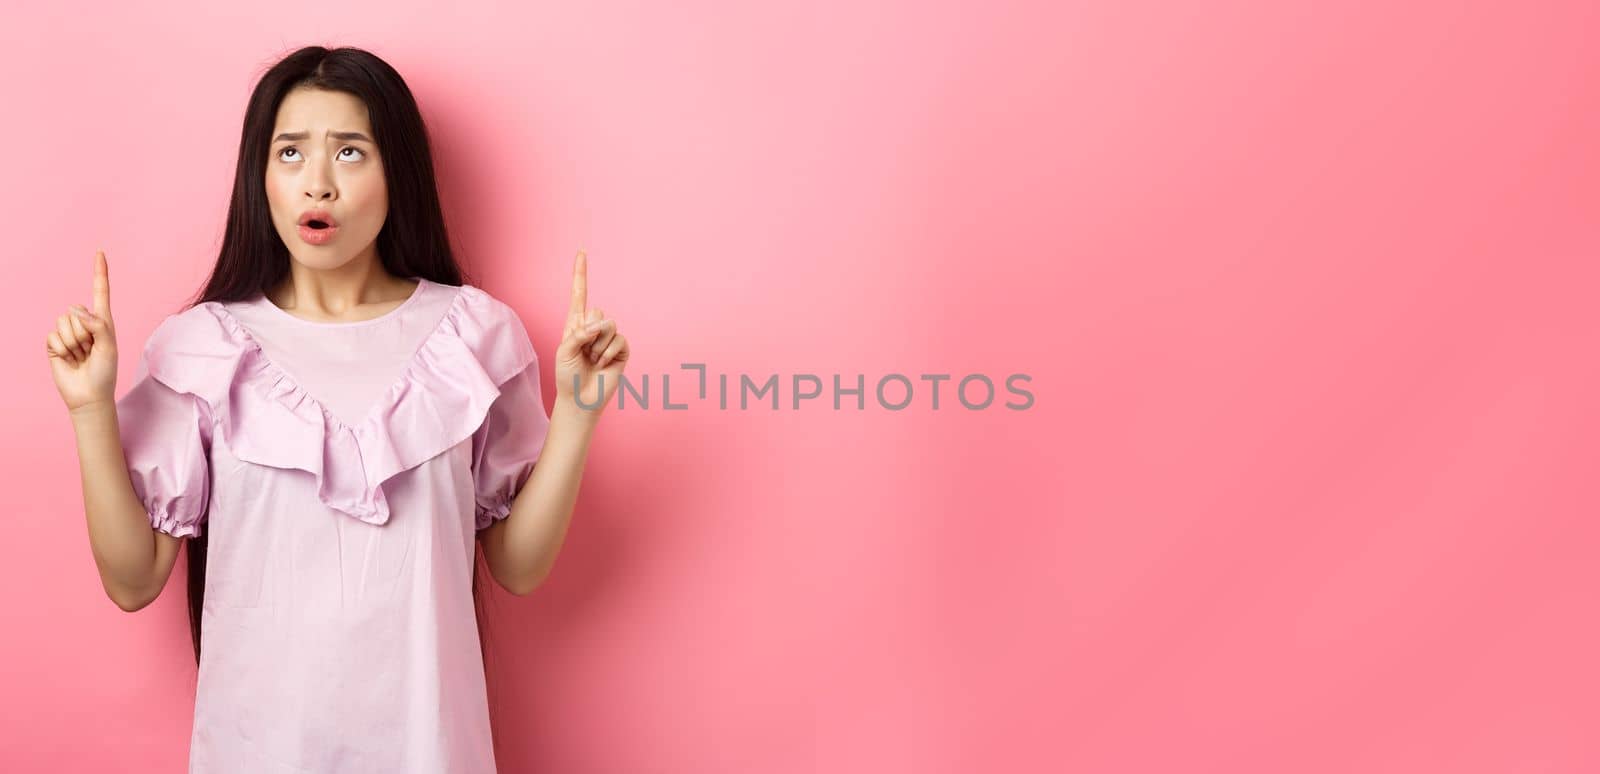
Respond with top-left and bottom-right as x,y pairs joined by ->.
46,46 -> 628,772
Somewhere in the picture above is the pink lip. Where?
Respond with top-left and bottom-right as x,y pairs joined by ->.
298,209 -> 340,227
298,223 -> 339,245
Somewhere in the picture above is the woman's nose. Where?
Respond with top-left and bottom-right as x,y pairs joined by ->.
303,165 -> 335,200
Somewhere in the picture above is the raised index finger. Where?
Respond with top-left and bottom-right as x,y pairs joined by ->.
568,249 -> 588,325
92,249 -> 112,319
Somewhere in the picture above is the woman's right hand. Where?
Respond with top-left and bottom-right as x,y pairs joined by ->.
49,250 -> 120,414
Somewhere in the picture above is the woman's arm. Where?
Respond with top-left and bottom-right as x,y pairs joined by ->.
479,401 -> 595,595
49,251 -> 178,612
70,399 -> 176,610
70,399 -> 178,611
479,250 -> 627,595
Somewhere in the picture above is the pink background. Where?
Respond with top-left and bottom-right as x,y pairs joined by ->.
3,1 -> 1597,771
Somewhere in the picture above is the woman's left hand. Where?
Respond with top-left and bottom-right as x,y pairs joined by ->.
554,250 -> 629,421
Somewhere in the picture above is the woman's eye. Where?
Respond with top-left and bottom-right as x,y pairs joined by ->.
338,147 -> 365,161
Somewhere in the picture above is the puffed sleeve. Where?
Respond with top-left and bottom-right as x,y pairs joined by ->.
470,360 -> 551,531
115,350 -> 213,538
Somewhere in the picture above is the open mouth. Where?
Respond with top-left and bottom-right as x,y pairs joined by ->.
298,209 -> 340,230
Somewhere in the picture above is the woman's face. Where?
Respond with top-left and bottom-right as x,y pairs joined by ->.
264,87 -> 387,270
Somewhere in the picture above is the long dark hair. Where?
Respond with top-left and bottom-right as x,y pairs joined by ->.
167,45 -> 502,740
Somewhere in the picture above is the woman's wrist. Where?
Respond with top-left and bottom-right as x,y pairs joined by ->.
551,396 -> 602,430
69,398 -> 117,424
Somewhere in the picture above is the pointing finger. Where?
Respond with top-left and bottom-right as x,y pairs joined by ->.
568,250 -> 588,326
93,250 -> 112,320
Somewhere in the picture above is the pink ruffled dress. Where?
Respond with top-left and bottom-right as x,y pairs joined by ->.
113,277 -> 550,773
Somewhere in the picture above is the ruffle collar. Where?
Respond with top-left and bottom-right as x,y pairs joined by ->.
140,282 -> 538,526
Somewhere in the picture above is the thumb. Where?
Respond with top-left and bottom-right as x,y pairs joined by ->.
75,305 -> 112,339
92,249 -> 113,321
558,319 -> 599,362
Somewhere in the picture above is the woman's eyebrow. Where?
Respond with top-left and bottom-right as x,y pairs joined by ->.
271,130 -> 374,143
